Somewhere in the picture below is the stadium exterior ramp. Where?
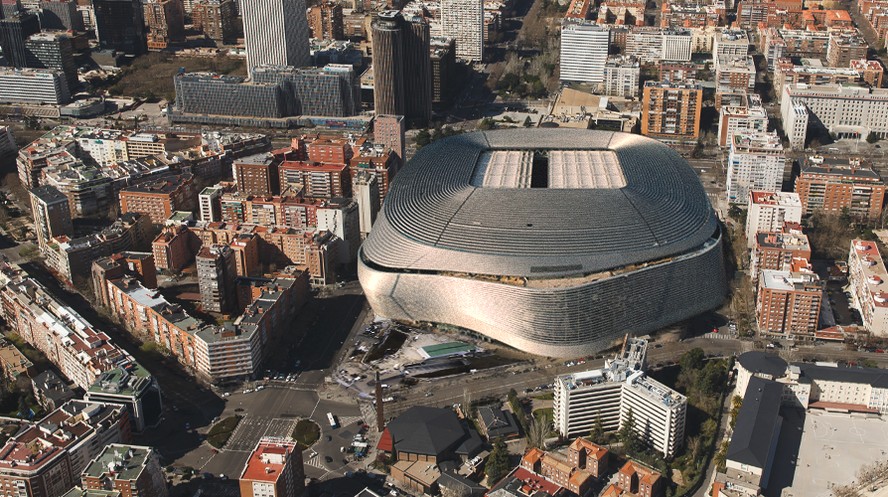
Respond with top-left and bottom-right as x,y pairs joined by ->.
358,129 -> 727,357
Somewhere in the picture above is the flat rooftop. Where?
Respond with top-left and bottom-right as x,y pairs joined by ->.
771,410 -> 888,497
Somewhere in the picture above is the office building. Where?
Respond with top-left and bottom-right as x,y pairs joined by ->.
430,37 -> 456,105
39,0 -> 84,31
234,153 -> 280,196
726,132 -> 785,205
553,338 -> 686,457
559,21 -> 609,83
441,0 -> 483,61
603,56 -> 640,98
30,185 -> 73,251
25,32 -> 78,92
0,400 -> 130,497
239,438 -> 304,497
0,10 -> 40,67
714,29 -> 749,58
641,80 -> 703,141
751,225 -> 811,280
119,172 -> 195,225
757,266 -> 823,339
192,0 -> 237,44
197,244 -> 238,313
143,0 -> 185,50
371,11 -> 432,125
241,0 -> 310,71
374,114 -> 405,163
308,1 -> 344,40
93,0 -> 146,55
80,444 -> 168,497
781,84 -> 888,146
360,130 -> 726,358
718,94 -> 768,147
794,156 -> 886,220
848,239 -> 888,336
746,191 -> 803,248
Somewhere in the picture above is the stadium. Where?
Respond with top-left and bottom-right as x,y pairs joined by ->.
358,130 -> 727,357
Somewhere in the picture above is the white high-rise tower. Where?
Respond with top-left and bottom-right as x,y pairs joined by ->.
241,0 -> 311,72
441,0 -> 483,61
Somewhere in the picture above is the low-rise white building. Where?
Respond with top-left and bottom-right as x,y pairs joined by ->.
745,191 -> 803,247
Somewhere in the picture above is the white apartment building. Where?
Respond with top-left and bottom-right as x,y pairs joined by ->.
553,338 -> 686,458
199,185 -> 223,222
718,94 -> 768,147
625,27 -> 692,63
603,56 -> 640,98
441,0 -> 484,61
726,132 -> 786,205
241,0 -> 311,72
713,28 -> 749,58
848,239 -> 888,336
715,54 -> 756,92
782,83 -> 888,148
745,191 -> 803,247
77,129 -> 129,167
560,21 -> 610,83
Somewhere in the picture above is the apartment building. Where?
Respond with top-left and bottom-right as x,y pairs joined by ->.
848,239 -> 888,336
143,0 -> 185,50
0,126 -> 15,157
641,80 -> 703,141
745,191 -> 804,247
518,445 -> 604,497
441,0 -> 484,61
751,225 -> 811,279
30,184 -> 73,251
199,185 -> 224,222
553,339 -> 686,457
560,21 -> 610,83
602,461 -> 665,497
625,27 -> 692,62
718,94 -> 768,147
726,132 -> 786,205
794,156 -> 887,220
196,244 -> 238,313
80,444 -> 168,497
757,266 -> 823,339
714,29 -> 750,58
118,172 -> 195,225
100,270 -> 309,384
0,263 -> 161,431
308,1 -> 344,40
239,438 -> 304,497
826,30 -> 868,67
152,224 -> 196,273
603,56 -> 640,98
234,153 -> 280,196
850,58 -> 885,87
278,160 -> 351,199
0,400 -> 130,497
773,59 -> 864,100
191,0 -> 237,43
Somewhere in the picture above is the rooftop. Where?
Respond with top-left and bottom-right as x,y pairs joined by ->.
726,377 -> 783,469
83,444 -> 155,482
749,190 -> 802,207
240,438 -> 298,483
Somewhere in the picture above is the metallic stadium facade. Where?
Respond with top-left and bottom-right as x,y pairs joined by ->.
358,130 -> 727,357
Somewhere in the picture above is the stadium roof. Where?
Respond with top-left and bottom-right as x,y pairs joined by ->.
361,130 -> 717,278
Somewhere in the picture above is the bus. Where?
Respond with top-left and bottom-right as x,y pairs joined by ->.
327,412 -> 338,428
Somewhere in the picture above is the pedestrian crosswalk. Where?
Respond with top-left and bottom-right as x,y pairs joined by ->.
303,450 -> 324,468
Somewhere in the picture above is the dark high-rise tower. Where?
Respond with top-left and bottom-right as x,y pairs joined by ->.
39,0 -> 85,31
26,32 -> 78,92
370,11 -> 431,126
0,11 -> 40,67
93,0 -> 147,55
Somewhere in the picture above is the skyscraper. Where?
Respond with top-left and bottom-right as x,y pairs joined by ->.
441,0 -> 483,61
241,0 -> 310,72
0,0 -> 22,18
25,32 -> 78,92
559,20 -> 609,83
371,11 -> 431,125
39,0 -> 85,31
30,185 -> 73,251
93,0 -> 147,55
0,11 -> 40,67
196,244 -> 237,313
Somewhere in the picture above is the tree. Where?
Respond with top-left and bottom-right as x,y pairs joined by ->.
867,132 -> 880,144
414,129 -> 432,147
486,440 -> 510,482
680,348 -> 705,372
618,408 -> 639,454
478,118 -> 497,130
589,410 -> 604,444
526,415 -> 548,449
523,116 -> 533,128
